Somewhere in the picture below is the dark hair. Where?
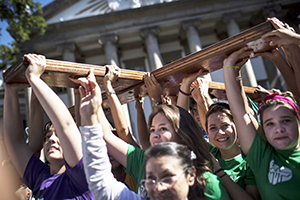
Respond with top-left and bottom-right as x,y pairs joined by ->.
145,142 -> 202,199
145,142 -> 193,169
148,105 -> 212,198
42,121 -> 54,164
43,121 -> 54,142
205,102 -> 233,133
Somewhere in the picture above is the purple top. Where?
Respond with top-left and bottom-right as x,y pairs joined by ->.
24,155 -> 94,199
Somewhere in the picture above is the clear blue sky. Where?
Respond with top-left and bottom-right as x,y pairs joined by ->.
0,0 -> 54,46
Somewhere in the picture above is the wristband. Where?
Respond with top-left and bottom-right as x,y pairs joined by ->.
219,172 -> 227,178
213,168 -> 224,175
107,89 -> 116,95
223,65 -> 239,70
179,88 -> 191,96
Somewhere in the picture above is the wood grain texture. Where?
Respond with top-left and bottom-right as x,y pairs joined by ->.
3,21 -> 275,109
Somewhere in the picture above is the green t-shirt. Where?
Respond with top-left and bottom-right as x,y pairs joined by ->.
246,133 -> 300,199
209,143 -> 256,189
203,172 -> 231,200
247,95 -> 261,125
124,144 -> 145,193
125,144 -> 231,200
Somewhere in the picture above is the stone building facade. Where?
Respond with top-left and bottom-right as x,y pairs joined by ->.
5,0 -> 300,136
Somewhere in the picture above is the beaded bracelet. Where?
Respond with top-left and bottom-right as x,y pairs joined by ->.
223,65 -> 239,70
179,88 -> 191,96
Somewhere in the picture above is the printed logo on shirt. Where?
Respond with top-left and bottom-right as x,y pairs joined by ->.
268,160 -> 292,185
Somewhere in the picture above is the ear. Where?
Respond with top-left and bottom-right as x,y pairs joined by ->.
187,166 -> 197,186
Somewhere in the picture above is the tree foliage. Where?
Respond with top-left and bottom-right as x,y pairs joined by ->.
0,0 -> 47,69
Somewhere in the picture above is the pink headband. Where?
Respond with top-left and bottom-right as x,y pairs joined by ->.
257,93 -> 300,117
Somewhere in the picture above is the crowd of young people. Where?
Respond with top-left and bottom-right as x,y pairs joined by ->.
0,17 -> 300,200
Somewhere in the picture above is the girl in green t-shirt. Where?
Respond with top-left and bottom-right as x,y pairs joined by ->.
224,42 -> 300,199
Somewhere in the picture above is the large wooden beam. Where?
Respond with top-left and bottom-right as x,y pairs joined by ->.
3,21 -> 275,109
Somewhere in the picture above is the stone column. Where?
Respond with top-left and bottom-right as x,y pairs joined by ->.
98,34 -> 119,66
182,20 -> 211,81
98,33 -> 132,133
140,27 -> 163,71
57,43 -> 76,107
224,14 -> 257,87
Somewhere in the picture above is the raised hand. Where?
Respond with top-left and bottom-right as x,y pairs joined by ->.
191,78 -> 210,103
182,68 -> 209,87
223,47 -> 252,67
143,72 -> 163,104
24,54 -> 46,78
103,65 -> 120,84
262,17 -> 300,46
71,69 -> 102,126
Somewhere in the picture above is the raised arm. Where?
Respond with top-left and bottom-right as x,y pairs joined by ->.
24,54 -> 82,167
3,83 -> 33,177
135,97 -> 151,150
177,69 -> 208,111
223,47 -> 257,155
27,90 -> 44,158
191,78 -> 214,130
70,69 -> 129,168
0,121 -> 25,200
103,65 -> 139,147
255,48 -> 300,99
262,17 -> 300,100
79,69 -> 140,199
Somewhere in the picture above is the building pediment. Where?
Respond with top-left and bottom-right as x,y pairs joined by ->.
44,0 -> 178,24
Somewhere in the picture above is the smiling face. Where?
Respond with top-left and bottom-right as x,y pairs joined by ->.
43,126 -> 63,163
207,111 -> 237,150
149,113 -> 180,145
145,156 -> 194,200
262,105 -> 300,150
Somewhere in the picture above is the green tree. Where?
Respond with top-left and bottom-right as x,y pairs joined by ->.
0,0 -> 47,69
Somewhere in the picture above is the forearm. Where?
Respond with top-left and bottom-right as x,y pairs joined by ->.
28,91 -> 44,157
177,81 -> 191,111
105,81 -> 139,147
3,88 -> 32,177
80,124 -> 131,199
272,48 -> 300,98
136,105 -> 151,150
74,89 -> 81,126
282,45 -> 300,98
97,107 -> 128,168
217,172 -> 255,200
196,95 -> 209,131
